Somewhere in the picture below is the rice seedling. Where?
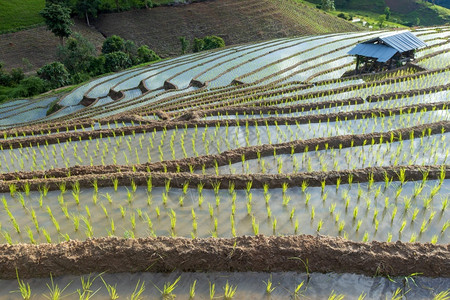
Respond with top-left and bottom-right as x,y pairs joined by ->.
263,276 -> 276,294
130,280 -> 145,300
223,281 -> 238,299
189,280 -> 197,299
10,270 -> 32,300
44,274 -> 71,300
154,276 -> 180,299
209,282 -> 215,300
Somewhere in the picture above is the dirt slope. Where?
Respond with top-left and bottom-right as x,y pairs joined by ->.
93,0 -> 361,58
0,19 -> 105,72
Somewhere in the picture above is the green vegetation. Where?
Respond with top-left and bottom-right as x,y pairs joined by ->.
0,32 -> 160,102
305,0 -> 450,26
40,2 -> 73,45
193,36 -> 226,53
0,0 -> 45,32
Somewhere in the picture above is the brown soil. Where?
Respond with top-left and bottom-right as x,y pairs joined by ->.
1,165 -> 448,194
0,19 -> 105,72
93,0 -> 360,58
0,235 -> 448,279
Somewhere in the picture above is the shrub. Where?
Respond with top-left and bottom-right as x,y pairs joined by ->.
179,36 -> 189,54
18,76 -> 48,97
37,62 -> 70,89
70,72 -> 91,85
193,36 -> 225,52
193,38 -> 205,53
88,56 -> 106,76
0,72 -> 12,87
9,68 -> 25,85
137,45 -> 160,63
203,36 -> 225,50
57,33 -> 96,74
125,40 -> 138,57
0,63 -> 24,87
46,99 -> 63,116
337,13 -> 348,20
102,35 -> 125,54
104,51 -> 132,72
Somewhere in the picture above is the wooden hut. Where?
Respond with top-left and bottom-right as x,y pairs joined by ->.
348,32 -> 427,74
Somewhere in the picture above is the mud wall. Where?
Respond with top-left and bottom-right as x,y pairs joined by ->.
0,235 -> 448,280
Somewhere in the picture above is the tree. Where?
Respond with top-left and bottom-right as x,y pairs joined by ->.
137,46 -> 160,63
179,36 -> 189,54
75,0 -> 100,26
57,32 -> 96,74
102,35 -> 125,54
321,0 -> 335,11
378,15 -> 386,28
384,7 -> 391,21
40,3 -> 73,45
104,51 -> 132,72
18,77 -> 48,97
37,62 -> 70,89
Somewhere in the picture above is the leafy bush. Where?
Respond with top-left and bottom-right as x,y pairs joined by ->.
70,72 -> 91,85
37,62 -> 70,89
87,56 -> 106,76
193,36 -> 225,53
0,63 -> 24,87
338,13 -> 348,20
137,45 -> 160,63
104,51 -> 132,72
0,70 -> 12,87
57,32 -> 96,74
9,68 -> 25,85
98,0 -> 153,12
102,35 -> 125,54
46,99 -> 63,116
179,36 -> 189,54
193,38 -> 205,53
17,76 -> 48,97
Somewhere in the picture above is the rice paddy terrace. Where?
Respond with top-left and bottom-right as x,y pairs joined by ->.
0,27 -> 449,298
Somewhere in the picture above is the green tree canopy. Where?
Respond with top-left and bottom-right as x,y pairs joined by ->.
57,32 -> 96,74
75,0 -> 101,26
40,3 -> 73,45
384,7 -> 391,20
321,0 -> 335,11
37,62 -> 70,89
193,36 -> 225,53
102,35 -> 125,54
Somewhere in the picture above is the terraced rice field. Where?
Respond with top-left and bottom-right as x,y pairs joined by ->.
0,27 -> 449,299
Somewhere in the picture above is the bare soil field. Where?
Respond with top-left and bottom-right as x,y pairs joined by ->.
93,0 -> 361,58
0,19 -> 105,72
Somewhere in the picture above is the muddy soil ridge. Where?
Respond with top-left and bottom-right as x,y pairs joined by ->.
0,235 -> 448,279
0,165 -> 448,194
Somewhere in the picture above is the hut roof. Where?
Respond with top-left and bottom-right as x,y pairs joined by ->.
348,31 -> 427,63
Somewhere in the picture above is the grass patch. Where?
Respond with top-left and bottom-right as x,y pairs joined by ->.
0,0 -> 45,32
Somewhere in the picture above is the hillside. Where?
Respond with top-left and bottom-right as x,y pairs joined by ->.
0,27 -> 448,298
305,0 -> 450,26
93,0 -> 361,58
0,19 -> 105,72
